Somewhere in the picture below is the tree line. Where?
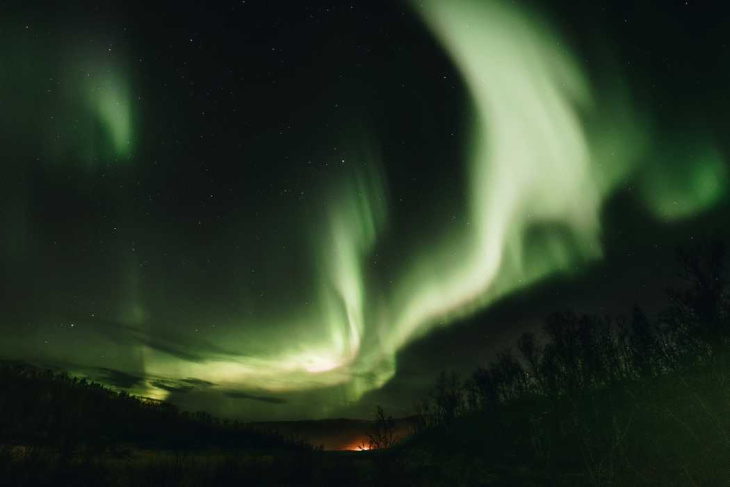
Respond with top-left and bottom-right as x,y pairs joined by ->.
0,363 -> 313,457
410,240 -> 729,429
364,239 -> 730,484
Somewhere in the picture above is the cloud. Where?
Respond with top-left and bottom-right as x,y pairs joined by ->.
224,391 -> 287,404
149,380 -> 195,394
149,377 -> 216,394
74,315 -> 245,363
94,367 -> 144,389
0,360 -> 144,390
3,358 -> 221,400
180,377 -> 216,387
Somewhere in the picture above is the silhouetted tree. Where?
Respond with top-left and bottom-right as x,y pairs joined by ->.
364,405 -> 396,450
517,332 -> 544,395
492,350 -> 527,401
471,366 -> 498,412
542,311 -> 583,396
629,305 -> 656,378
431,372 -> 465,426
675,240 -> 728,351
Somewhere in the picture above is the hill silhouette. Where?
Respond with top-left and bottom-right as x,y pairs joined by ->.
0,361 -> 313,455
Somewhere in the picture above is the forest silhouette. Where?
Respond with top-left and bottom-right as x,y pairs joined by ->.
2,239 -> 730,485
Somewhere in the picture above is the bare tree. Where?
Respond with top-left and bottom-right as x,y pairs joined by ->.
364,405 -> 396,450
432,371 -> 464,425
518,332 -> 544,395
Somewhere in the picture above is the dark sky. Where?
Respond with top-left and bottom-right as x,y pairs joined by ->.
1,0 -> 729,421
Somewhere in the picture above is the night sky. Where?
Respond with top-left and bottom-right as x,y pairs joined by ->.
2,0 -> 729,421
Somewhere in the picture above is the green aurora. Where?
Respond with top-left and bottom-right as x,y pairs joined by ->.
1,0 -> 727,419
135,0 -> 726,402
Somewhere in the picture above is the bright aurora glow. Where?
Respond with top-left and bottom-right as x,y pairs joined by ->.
1,0 -> 727,419
129,0 -> 723,402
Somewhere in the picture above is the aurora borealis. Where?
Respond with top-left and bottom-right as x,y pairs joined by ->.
2,0 -> 729,420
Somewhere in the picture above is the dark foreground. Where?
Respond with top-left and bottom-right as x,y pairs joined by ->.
0,444 -> 585,486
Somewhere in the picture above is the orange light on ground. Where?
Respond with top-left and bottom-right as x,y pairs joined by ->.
341,439 -> 371,451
